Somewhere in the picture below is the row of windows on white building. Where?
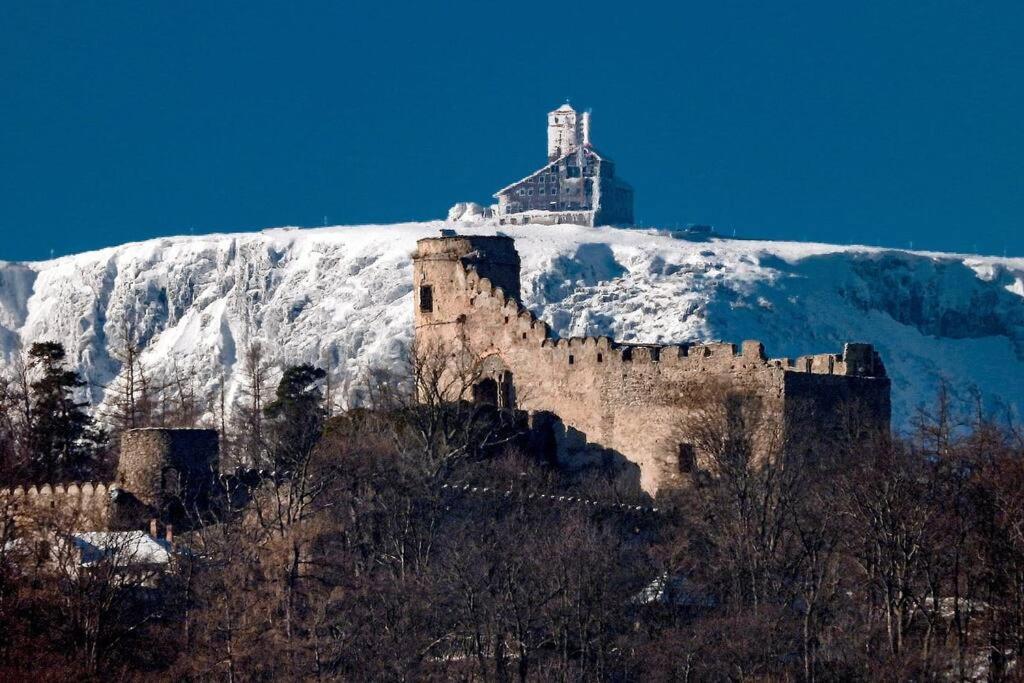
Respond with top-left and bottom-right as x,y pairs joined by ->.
517,186 -> 567,196
504,202 -> 585,213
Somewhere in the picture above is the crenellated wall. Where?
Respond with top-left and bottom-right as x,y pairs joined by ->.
413,234 -> 891,494
1,427 -> 221,532
0,481 -> 112,527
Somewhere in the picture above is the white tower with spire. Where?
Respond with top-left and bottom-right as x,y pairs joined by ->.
547,103 -> 582,161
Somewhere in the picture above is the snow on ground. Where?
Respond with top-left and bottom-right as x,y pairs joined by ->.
0,221 -> 1021,428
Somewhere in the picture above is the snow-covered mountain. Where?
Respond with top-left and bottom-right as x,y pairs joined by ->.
1,222 -> 1022,427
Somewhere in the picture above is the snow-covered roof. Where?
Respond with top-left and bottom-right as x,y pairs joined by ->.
555,103 -> 575,112
70,531 -> 173,567
493,147 -> 606,197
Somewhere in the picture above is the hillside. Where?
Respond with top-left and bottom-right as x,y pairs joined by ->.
0,222 -> 1021,426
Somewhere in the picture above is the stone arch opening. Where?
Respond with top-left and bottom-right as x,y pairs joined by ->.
473,359 -> 516,409
473,378 -> 499,406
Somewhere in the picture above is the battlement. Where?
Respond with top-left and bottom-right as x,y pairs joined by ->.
457,256 -> 885,379
0,480 -> 113,525
1,480 -> 112,501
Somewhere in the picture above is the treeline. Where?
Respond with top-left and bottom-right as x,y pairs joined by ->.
0,343 -> 1023,680
0,338 -> 328,486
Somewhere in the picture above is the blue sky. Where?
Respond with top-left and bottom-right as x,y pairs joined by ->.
1,1 -> 1021,260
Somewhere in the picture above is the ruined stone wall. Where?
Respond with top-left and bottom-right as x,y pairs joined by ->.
433,275 -> 789,491
414,235 -> 891,494
1,428 -> 222,533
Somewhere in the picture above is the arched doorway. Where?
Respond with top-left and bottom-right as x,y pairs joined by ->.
474,355 -> 516,409
473,378 -> 499,406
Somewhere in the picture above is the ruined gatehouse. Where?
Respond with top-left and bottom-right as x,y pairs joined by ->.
413,233 -> 891,494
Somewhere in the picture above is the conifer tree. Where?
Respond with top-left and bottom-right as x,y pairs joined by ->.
263,363 -> 326,472
26,341 -> 104,480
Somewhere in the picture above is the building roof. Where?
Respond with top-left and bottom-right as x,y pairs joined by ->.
70,531 -> 174,567
555,103 -> 575,112
493,147 -> 606,197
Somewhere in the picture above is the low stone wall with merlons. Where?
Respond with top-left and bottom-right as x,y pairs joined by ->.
0,481 -> 112,528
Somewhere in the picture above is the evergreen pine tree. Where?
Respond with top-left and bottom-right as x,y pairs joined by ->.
27,341 -> 104,480
263,363 -> 326,473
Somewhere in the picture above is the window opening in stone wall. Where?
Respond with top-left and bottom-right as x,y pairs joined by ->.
419,285 -> 433,312
678,443 -> 696,473
568,354 -> 575,365
522,332 -> 527,339
597,353 -> 603,363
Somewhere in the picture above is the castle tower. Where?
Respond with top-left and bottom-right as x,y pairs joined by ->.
412,233 -> 521,347
547,103 -> 581,161
412,233 -> 522,411
116,428 -> 219,525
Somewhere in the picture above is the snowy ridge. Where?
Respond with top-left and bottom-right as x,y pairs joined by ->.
0,222 -> 1021,426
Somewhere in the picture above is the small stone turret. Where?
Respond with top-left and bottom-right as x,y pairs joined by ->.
116,428 -> 219,524
1,427 -> 222,532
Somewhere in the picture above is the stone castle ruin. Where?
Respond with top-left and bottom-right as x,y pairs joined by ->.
413,233 -> 891,493
493,104 -> 634,227
0,428 -> 219,533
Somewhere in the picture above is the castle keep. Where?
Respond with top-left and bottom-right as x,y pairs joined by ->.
494,104 -> 634,227
413,234 -> 891,493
